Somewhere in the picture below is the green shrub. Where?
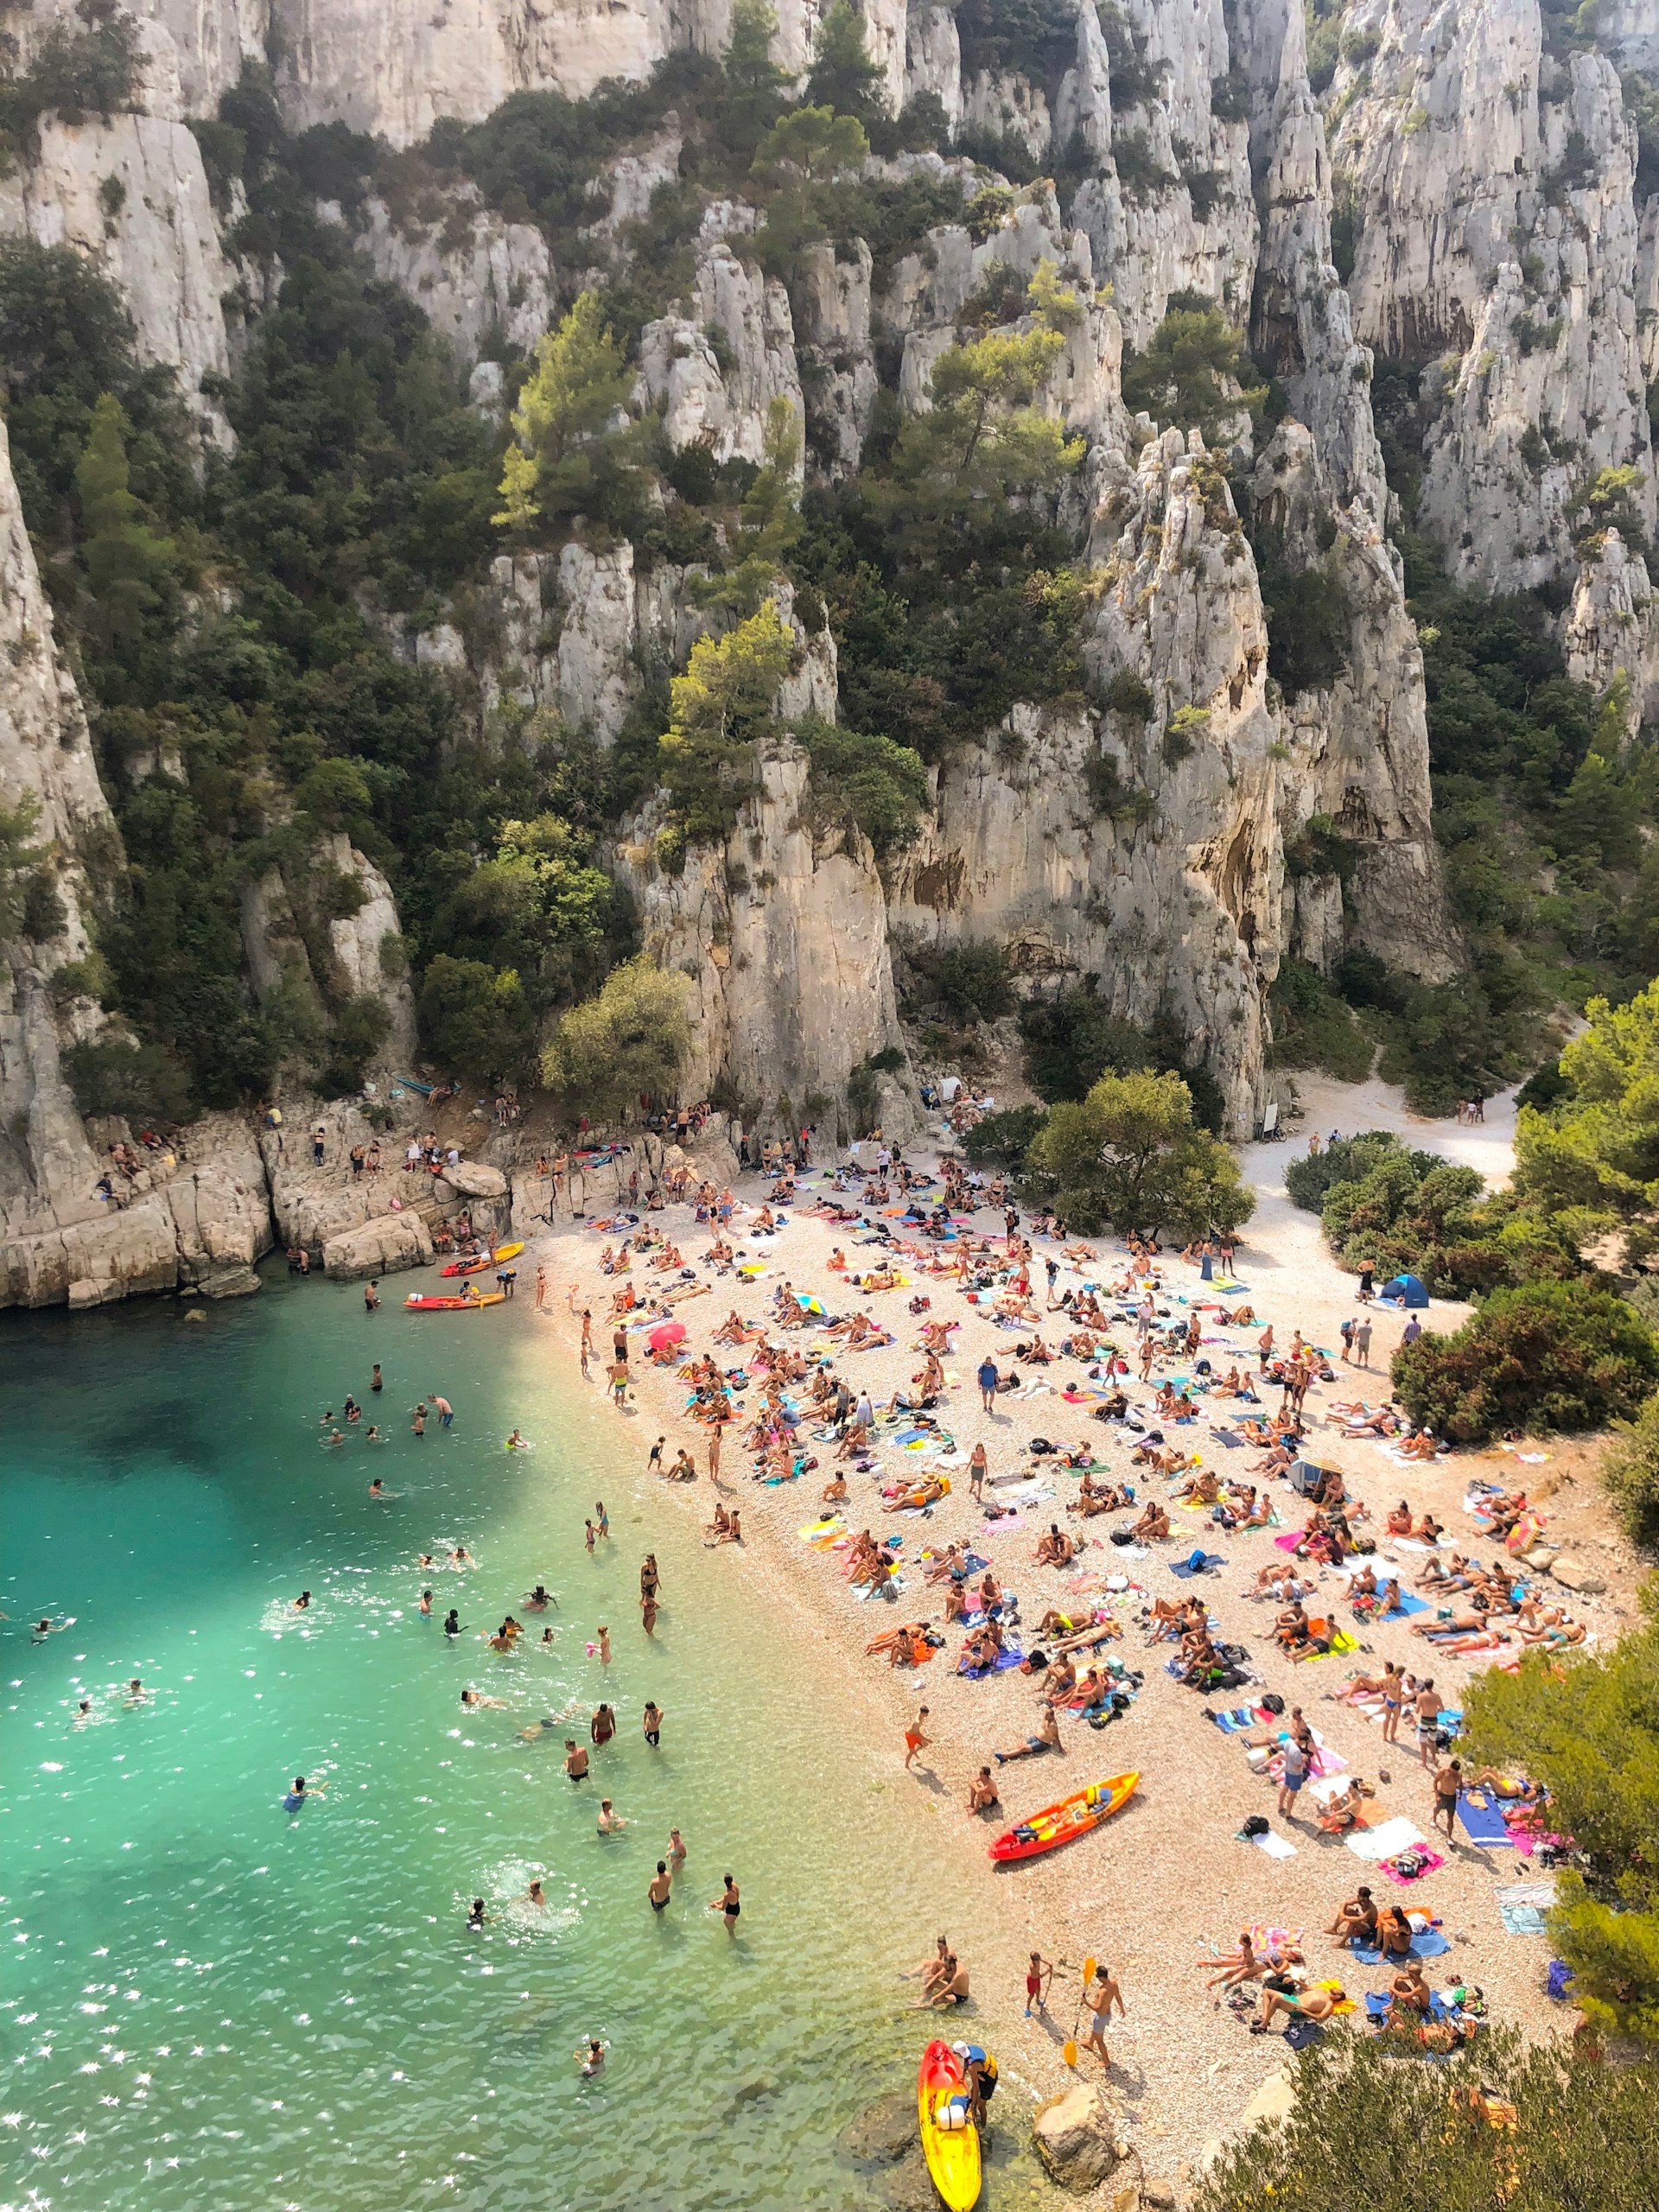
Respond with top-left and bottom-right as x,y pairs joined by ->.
1121,308 -> 1266,437
65,1035 -> 194,1124
1256,547 -> 1352,700
796,715 -> 927,857
1283,1130 -> 1414,1213
962,1103 -> 1046,1170
1268,959 -> 1373,1082
1083,751 -> 1155,822
937,941 -> 1014,1023
1392,1280 -> 1659,1443
1600,1389 -> 1659,1549
1196,2025 -> 1659,2212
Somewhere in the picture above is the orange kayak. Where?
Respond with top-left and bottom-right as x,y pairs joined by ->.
405,1292 -> 505,1312
988,1772 -> 1138,1863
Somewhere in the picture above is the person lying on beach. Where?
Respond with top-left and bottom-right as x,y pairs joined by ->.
993,1707 -> 1063,1763
1252,1980 -> 1344,2034
1417,1551 -> 1474,1589
883,1476 -> 949,1513
1252,1563 -> 1313,1601
1201,1933 -> 1262,1988
1398,1429 -> 1443,1463
1352,1577 -> 1405,1620
1518,1614 -> 1586,1646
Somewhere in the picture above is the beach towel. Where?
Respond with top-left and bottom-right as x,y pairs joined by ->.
1374,1594 -> 1429,1621
1170,1551 -> 1228,1579
1458,1792 -> 1516,1847
1495,1879 -> 1557,1936
1274,1532 -> 1305,1554
1348,1815 -> 1428,1861
959,1645 -> 1025,1680
1351,1926 -> 1450,1964
1379,1847 -> 1445,1885
979,1512 -> 1027,1535
1251,1828 -> 1297,1859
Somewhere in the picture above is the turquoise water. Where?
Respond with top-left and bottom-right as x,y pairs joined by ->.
0,1272 -> 1039,2210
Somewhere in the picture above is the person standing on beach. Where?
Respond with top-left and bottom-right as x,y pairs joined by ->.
642,1700 -> 663,1747
1355,1318 -> 1373,1369
968,1441 -> 988,1503
536,1267 -> 547,1310
1025,1952 -> 1053,2017
647,1436 -> 664,1476
1078,1966 -> 1123,2069
580,1310 -> 593,1378
594,1502 -> 609,1539
904,1706 -> 931,1770
708,1421 -> 722,1483
977,1357 -> 999,1414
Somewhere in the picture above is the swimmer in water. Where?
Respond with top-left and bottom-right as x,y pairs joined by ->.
443,1610 -> 461,1637
578,2038 -> 606,2075
648,1862 -> 672,1910
74,1699 -> 94,1725
324,1429 -> 345,1447
372,1364 -> 384,1392
368,1478 -> 388,1498
365,1426 -> 384,1443
540,1626 -> 555,1645
125,1678 -> 147,1704
642,1700 -> 663,1748
564,1740 -> 590,1779
598,1798 -> 626,1833
33,1618 -> 61,1639
594,1501 -> 609,1538
527,1879 -> 547,1908
293,1591 -> 312,1611
596,1624 -> 612,1664
461,1688 -> 508,1708
467,1897 -> 486,1929
641,1592 -> 658,1637
418,1554 -> 435,1569
419,1591 -> 433,1615
283,1774 -> 325,1811
667,1828 -> 687,1877
453,1546 -> 473,1568
344,1396 -> 360,1424
506,1429 -> 528,1450
524,1585 -> 554,1611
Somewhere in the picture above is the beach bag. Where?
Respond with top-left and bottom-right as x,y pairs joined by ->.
1242,1815 -> 1269,1837
1262,1692 -> 1286,1715
1185,1548 -> 1207,1573
1547,1960 -> 1575,2001
1109,1530 -> 1135,1547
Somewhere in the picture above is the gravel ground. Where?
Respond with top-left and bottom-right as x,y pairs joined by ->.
524,1078 -> 1643,2185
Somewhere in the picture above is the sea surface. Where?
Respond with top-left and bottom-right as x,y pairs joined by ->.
1,1268 -> 1048,2210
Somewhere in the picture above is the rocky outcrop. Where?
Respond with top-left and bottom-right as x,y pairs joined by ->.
1326,0 -> 1655,590
639,229 -> 806,469
238,834 -> 416,1068
1565,529 -> 1659,728
349,189 -> 555,364
1032,2078 -> 1140,2203
617,743 -> 910,1126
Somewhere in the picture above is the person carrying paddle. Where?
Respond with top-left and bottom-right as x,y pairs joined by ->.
1078,1966 -> 1123,2068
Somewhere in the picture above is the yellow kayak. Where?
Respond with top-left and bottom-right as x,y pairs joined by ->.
918,2040 -> 980,2210
492,1242 -> 524,1262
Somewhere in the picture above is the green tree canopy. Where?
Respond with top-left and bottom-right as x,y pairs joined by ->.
1196,2024 -> 1659,2212
494,291 -> 636,531
416,954 -> 534,1080
1026,1068 -> 1254,1237
0,791 -> 48,940
1121,307 -> 1268,442
1391,1278 -> 1659,1442
803,1 -> 885,119
1464,1590 -> 1659,2044
74,392 -> 178,667
543,955 -> 693,1118
658,600 -> 796,845
1515,982 -> 1659,1262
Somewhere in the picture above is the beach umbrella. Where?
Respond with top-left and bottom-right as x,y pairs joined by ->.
796,1292 -> 827,1316
648,1320 -> 687,1351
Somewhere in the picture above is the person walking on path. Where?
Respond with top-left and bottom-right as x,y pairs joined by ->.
1355,1317 -> 1373,1369
978,1357 -> 1000,1414
968,1441 -> 988,1503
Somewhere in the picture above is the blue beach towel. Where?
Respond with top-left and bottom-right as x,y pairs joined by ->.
1458,1792 -> 1516,1847
1375,1594 -> 1429,1620
1351,1929 -> 1451,1964
1171,1552 -> 1228,1579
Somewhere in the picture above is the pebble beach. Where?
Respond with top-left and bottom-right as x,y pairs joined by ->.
528,1077 -> 1643,2184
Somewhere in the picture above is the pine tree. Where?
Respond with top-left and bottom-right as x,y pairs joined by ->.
74,391 -> 176,652
804,1 -> 884,120
494,292 -> 634,531
719,0 -> 791,156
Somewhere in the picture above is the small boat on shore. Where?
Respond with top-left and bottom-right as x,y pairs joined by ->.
988,1772 -> 1138,1864
440,1242 -> 524,1278
917,2040 -> 980,2210
405,1292 -> 506,1313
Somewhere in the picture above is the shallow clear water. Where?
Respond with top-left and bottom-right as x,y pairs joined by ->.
0,1272 -> 1055,2211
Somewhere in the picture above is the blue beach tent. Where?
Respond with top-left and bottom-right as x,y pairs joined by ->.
1381,1273 -> 1429,1308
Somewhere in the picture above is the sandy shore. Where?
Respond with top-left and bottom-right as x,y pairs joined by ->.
512,1079 -> 1640,2188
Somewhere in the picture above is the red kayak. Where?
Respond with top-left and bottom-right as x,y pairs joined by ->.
988,1772 -> 1138,1863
